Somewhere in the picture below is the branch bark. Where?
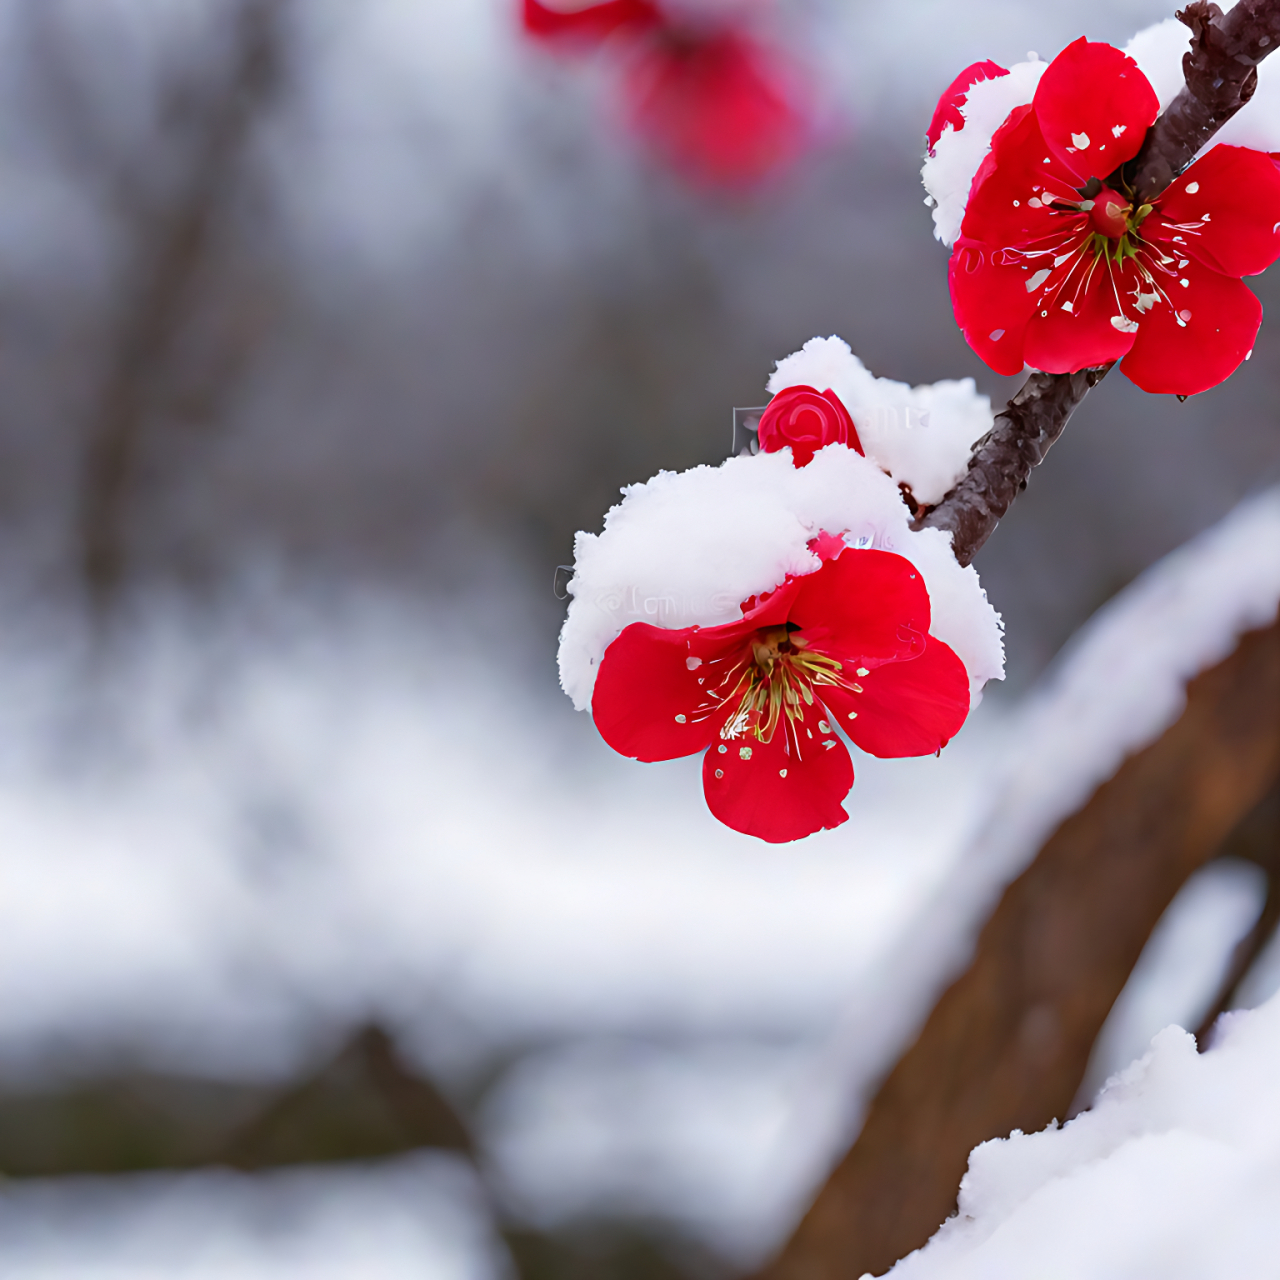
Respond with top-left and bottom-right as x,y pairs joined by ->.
1129,0 -> 1280,203
759,615 -> 1280,1280
913,367 -> 1107,567
916,0 -> 1280,566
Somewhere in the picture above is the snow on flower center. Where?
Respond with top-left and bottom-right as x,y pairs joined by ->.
712,624 -> 855,746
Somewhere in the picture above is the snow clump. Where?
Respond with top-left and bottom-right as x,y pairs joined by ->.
921,58 -> 1046,247
557,435 -> 1004,714
889,990 -> 1280,1279
767,336 -> 991,507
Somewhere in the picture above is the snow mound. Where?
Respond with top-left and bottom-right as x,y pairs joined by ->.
1126,13 -> 1280,152
921,59 -> 1046,247
557,443 -> 1005,713
889,992 -> 1280,1279
767,336 -> 991,507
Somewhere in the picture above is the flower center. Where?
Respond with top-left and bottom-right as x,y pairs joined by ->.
716,626 -> 849,744
1087,188 -> 1132,239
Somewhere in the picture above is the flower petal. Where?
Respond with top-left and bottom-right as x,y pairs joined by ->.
1154,145 -> 1280,279
960,103 -> 1070,248
523,0 -> 659,42
1023,250 -> 1139,372
1120,257 -> 1262,395
788,549 -> 930,664
592,622 -> 725,761
926,59 -> 1009,153
702,723 -> 853,843
1032,38 -> 1156,184
948,239 -> 1036,375
819,636 -> 970,758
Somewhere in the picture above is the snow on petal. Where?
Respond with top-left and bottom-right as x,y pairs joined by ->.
922,58 -> 1047,247
557,442 -> 1004,714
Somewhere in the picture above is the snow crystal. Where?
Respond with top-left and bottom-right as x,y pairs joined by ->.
767,336 -> 991,507
889,990 -> 1280,1279
557,439 -> 1005,714
921,59 -> 1046,247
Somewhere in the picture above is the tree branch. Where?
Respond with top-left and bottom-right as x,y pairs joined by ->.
913,366 -> 1108,567
1130,0 -> 1280,204
916,0 -> 1280,566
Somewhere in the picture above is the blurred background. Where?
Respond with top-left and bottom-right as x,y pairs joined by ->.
1,0 -> 1279,1275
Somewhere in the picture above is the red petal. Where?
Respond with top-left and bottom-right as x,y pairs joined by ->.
626,32 -> 805,185
1032,38 -> 1156,184
823,389 -> 865,456
702,722 -> 853,843
591,622 -> 726,761
523,0 -> 660,42
926,59 -> 1009,153
1120,257 -> 1262,395
819,636 -> 971,759
960,103 -> 1071,248
1153,145 -> 1280,279
1023,249 -> 1139,372
788,550 -> 930,664
948,239 -> 1036,375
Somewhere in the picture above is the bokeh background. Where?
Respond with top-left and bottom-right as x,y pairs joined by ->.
1,0 -> 1278,1276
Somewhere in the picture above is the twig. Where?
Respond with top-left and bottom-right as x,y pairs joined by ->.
916,0 -> 1280,566
77,0 -> 287,607
913,367 -> 1108,567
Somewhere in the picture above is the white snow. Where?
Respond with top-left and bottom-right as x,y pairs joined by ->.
0,1155 -> 500,1280
921,59 -> 1046,247
1078,859 -> 1266,1104
556,425 -> 1005,713
889,990 -> 1280,1280
767,336 -> 992,507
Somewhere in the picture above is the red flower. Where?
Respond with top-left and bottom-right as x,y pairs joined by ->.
947,38 -> 1280,395
523,0 -> 808,186
590,541 -> 970,843
756,385 -> 863,466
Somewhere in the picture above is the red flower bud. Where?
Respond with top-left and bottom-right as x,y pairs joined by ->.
756,385 -> 863,467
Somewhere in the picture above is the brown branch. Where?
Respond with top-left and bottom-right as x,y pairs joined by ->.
913,367 -> 1108,567
759,616 -> 1280,1280
1130,0 -> 1280,203
1192,782 -> 1280,1045
917,0 -> 1280,566
77,0 -> 287,606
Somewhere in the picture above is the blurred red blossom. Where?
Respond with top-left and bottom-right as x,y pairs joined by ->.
591,542 -> 970,843
756,384 -> 862,466
522,0 -> 811,186
947,38 -> 1280,395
